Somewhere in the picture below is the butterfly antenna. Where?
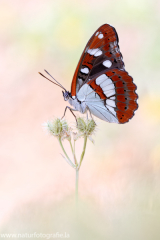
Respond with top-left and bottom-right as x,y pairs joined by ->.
38,72 -> 65,90
44,69 -> 66,91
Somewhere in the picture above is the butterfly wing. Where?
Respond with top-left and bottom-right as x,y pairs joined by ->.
77,69 -> 138,123
71,24 -> 124,96
71,23 -> 138,123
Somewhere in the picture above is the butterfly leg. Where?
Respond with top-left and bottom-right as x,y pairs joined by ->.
61,106 -> 78,123
87,107 -> 96,124
86,111 -> 89,120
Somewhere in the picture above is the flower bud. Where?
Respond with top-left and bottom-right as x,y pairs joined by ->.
77,117 -> 96,137
77,118 -> 86,133
86,119 -> 96,136
44,118 -> 69,138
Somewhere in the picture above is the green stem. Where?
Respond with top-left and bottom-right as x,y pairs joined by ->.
75,137 -> 87,204
69,139 -> 77,166
58,137 -> 75,168
74,140 -> 75,154
78,136 -> 87,170
76,168 -> 79,204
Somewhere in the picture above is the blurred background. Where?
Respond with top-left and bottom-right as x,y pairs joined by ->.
0,0 -> 160,239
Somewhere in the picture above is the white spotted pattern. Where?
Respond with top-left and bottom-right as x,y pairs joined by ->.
80,67 -> 89,74
107,106 -> 117,117
95,50 -> 103,57
103,83 -> 114,91
95,31 -> 99,36
96,74 -> 116,98
110,96 -> 116,100
106,99 -> 116,107
77,84 -> 93,102
103,60 -> 112,68
75,83 -> 118,123
76,78 -> 84,92
100,80 -> 112,88
98,33 -> 104,39
96,74 -> 109,85
106,89 -> 116,98
87,48 -> 102,57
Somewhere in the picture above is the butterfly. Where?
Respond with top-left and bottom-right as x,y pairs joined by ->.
39,24 -> 138,124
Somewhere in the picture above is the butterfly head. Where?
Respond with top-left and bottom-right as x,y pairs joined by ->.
62,90 -> 71,101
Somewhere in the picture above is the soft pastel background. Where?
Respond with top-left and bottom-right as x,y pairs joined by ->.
0,0 -> 160,239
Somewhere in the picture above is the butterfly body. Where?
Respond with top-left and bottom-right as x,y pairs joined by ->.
68,96 -> 87,114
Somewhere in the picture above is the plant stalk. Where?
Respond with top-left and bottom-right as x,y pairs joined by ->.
69,139 -> 77,166
58,137 -> 75,168
78,136 -> 87,170
75,168 -> 79,204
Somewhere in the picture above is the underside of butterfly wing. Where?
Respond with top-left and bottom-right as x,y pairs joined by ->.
71,24 -> 124,96
71,23 -> 138,123
76,69 -> 138,124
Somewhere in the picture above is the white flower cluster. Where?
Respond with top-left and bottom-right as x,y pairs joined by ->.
43,117 -> 97,170
44,117 -> 96,142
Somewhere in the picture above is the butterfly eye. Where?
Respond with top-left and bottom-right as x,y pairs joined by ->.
63,91 -> 70,101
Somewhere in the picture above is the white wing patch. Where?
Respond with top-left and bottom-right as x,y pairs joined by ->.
76,83 -> 118,123
110,96 -> 116,100
100,79 -> 112,88
80,67 -> 89,74
106,99 -> 116,107
76,78 -> 84,92
77,84 -> 93,102
107,106 -> 117,117
95,50 -> 103,57
103,83 -> 115,91
105,89 -> 116,98
103,60 -> 112,68
87,48 -> 103,57
87,102 -> 118,123
96,74 -> 108,85
98,33 -> 104,39
96,74 -> 116,98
